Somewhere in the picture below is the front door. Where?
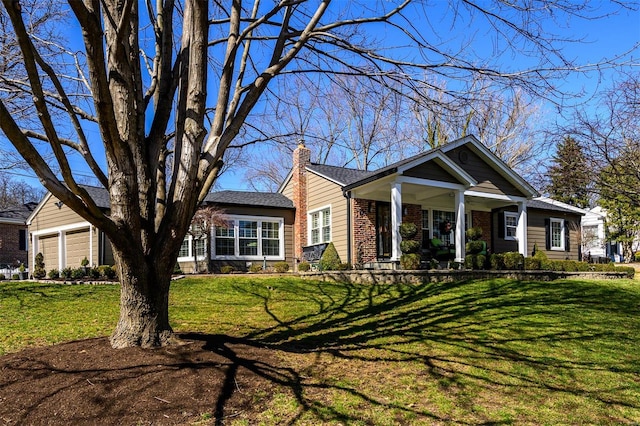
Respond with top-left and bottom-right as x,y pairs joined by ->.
376,202 -> 391,258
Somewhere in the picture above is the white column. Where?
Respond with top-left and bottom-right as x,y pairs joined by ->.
31,233 -> 38,268
89,225 -> 94,266
454,190 -> 466,263
58,230 -> 66,270
391,182 -> 402,261
517,201 -> 528,257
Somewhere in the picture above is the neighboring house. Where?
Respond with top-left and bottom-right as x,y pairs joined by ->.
27,186 -> 114,272
581,206 -> 640,262
0,202 -> 37,268
27,135 -> 584,274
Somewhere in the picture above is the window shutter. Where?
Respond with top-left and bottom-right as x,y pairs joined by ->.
18,230 -> 27,251
498,211 -> 505,238
564,220 -> 570,252
544,219 -> 551,250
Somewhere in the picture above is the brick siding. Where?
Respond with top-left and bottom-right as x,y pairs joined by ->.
0,223 -> 28,267
471,210 -> 492,252
292,143 -> 311,261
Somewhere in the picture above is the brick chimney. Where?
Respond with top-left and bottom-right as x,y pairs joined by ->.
292,141 -> 310,261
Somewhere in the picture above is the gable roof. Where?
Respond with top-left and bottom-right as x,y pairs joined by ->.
287,135 -> 538,198
204,191 -> 294,209
0,202 -> 37,224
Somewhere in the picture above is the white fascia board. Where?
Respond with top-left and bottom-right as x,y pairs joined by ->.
31,221 -> 92,237
0,217 -> 27,225
397,176 -> 467,191
534,196 -> 589,215
26,192 -> 53,225
464,190 -> 528,203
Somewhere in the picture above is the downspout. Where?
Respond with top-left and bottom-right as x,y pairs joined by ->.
345,190 -> 352,266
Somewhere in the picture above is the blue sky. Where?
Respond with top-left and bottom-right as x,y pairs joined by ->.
1,1 -> 639,193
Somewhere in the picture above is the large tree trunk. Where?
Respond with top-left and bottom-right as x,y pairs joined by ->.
109,248 -> 176,348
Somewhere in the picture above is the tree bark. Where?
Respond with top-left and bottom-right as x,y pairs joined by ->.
109,247 -> 176,348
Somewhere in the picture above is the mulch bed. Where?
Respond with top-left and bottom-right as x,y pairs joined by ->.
0,334 -> 284,425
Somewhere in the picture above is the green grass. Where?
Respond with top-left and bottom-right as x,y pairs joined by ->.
2,276 -> 640,424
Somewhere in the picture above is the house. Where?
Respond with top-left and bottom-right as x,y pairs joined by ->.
276,135 -> 582,269
580,206 -> 640,262
26,186 -> 114,272
0,202 -> 36,269
27,135 -> 583,274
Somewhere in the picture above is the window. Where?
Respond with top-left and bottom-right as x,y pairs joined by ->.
421,210 -> 430,249
215,221 -> 235,256
432,210 -> 455,245
212,216 -> 284,260
550,218 -> 565,250
178,238 -> 190,258
504,212 -> 518,240
178,225 -> 209,261
310,207 -> 331,245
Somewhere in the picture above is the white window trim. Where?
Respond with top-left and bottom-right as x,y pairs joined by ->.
211,215 -> 285,261
308,205 -> 332,246
550,217 -> 565,251
177,234 -> 208,262
504,211 -> 518,241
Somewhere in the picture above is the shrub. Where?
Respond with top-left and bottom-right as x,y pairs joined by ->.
319,242 -> 341,271
466,240 -> 485,255
173,262 -> 183,274
98,265 -> 116,279
273,261 -> 290,273
33,252 -> 46,279
48,269 -> 60,279
490,253 -> 505,270
615,266 -> 635,278
0,274 -> 5,280
465,254 -> 487,270
220,265 -> 235,274
635,252 -> 640,262
81,256 -> 89,267
503,252 -> 524,270
71,268 -> 86,279
298,262 -> 311,272
465,226 -> 483,240
89,267 -> 101,279
60,267 -> 73,279
249,263 -> 263,273
399,222 -> 418,239
400,253 -> 421,270
400,239 -> 421,254
337,262 -> 352,271
524,257 -> 541,270
12,274 -> 19,280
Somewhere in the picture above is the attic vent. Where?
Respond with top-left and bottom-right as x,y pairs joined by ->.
458,150 -> 469,164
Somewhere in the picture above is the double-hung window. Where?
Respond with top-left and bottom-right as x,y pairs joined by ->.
550,218 -> 565,250
504,212 -> 518,240
310,207 -> 331,245
212,216 -> 284,260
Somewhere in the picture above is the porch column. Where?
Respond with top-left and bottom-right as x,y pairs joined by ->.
391,182 -> 402,261
31,234 -> 38,268
454,189 -> 466,263
58,230 -> 66,270
517,201 -> 528,257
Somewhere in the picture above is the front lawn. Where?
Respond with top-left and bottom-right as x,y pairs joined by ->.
1,276 -> 639,424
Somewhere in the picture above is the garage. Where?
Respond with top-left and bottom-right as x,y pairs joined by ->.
39,234 -> 59,272
65,229 -> 90,268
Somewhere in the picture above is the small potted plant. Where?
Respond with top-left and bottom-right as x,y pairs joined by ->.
18,263 -> 27,280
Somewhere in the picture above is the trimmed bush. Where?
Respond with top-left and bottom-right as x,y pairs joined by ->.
48,269 -> 60,279
33,252 -> 46,279
465,254 -> 487,270
465,226 -> 483,240
400,239 -> 421,254
249,263 -> 263,273
399,222 -> 418,239
337,262 -> 352,271
400,253 -> 421,270
503,252 -> 524,270
60,267 -> 72,279
71,268 -> 86,279
273,261 -> 290,273
220,265 -> 235,274
319,242 -> 341,271
98,265 -> 116,279
524,257 -> 541,270
0,274 -> 5,280
89,267 -> 101,279
490,253 -> 505,270
466,240 -> 485,255
12,274 -> 19,280
298,262 -> 311,272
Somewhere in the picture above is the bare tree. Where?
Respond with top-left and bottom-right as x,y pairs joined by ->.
0,0 -> 637,348
0,173 -> 44,209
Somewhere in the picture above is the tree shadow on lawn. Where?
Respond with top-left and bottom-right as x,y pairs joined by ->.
1,278 -> 639,425
194,278 -> 640,424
